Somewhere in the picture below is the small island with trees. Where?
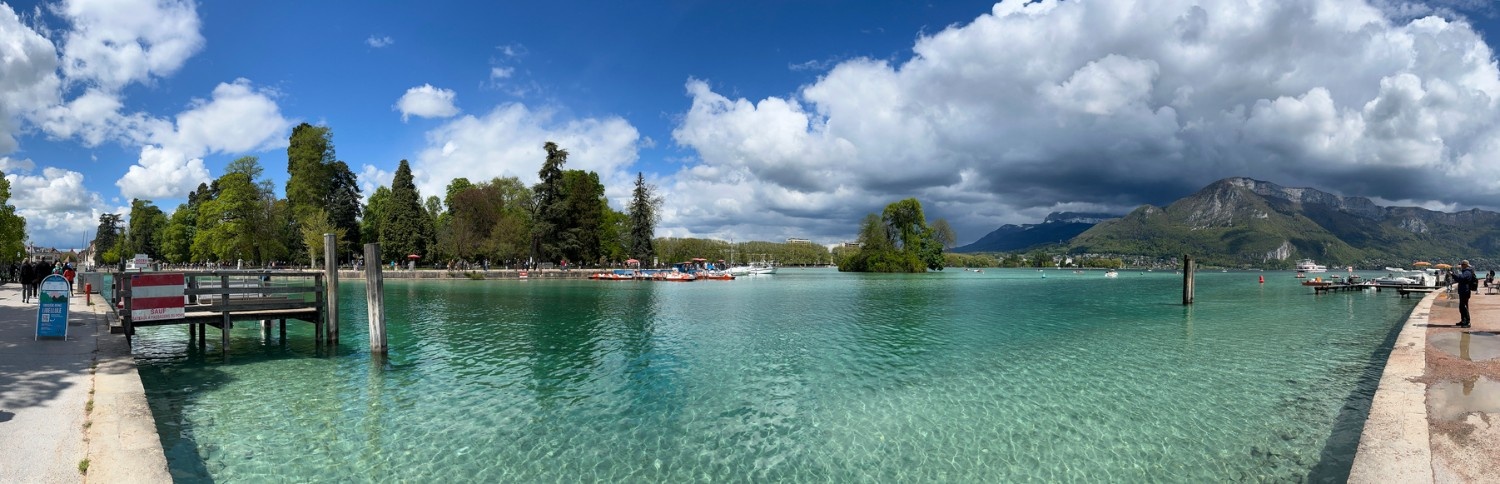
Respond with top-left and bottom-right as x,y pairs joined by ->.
838,198 -> 947,273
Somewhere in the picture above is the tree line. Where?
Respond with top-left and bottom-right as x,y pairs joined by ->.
93,125 -> 662,270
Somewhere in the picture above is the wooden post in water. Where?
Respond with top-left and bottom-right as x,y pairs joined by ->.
363,243 -> 387,353
1183,255 -> 1195,305
324,233 -> 339,344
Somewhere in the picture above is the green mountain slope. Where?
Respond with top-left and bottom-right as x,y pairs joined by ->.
1068,177 -> 1500,268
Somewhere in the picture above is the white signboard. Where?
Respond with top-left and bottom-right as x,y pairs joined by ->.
128,253 -> 150,270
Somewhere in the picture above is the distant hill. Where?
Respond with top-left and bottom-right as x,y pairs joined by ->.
953,212 -> 1119,253
1068,177 -> 1500,267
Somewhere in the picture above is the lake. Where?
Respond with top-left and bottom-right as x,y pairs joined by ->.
131,268 -> 1415,482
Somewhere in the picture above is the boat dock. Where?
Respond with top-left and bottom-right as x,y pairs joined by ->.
109,271 -> 328,354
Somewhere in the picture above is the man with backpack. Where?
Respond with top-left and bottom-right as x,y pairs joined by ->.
1451,260 -> 1479,328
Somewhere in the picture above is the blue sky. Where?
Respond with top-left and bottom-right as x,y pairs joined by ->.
4,0 -> 1500,250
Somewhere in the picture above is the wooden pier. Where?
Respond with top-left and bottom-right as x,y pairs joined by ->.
1311,283 -> 1370,294
110,271 -> 327,353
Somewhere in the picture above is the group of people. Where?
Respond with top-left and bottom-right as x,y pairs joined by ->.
1447,261 -> 1494,328
18,260 -> 76,303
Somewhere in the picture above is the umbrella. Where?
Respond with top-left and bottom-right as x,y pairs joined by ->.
1435,263 -> 1452,270
407,254 -> 421,259
625,259 -> 640,265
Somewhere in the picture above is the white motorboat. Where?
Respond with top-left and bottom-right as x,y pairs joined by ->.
1104,269 -> 1118,278
1295,259 -> 1328,273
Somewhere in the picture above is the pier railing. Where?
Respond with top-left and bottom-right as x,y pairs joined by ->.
113,271 -> 326,352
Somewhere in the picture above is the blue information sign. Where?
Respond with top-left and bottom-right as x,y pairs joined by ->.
36,274 -> 69,340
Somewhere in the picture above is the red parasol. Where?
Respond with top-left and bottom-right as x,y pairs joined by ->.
407,254 -> 421,259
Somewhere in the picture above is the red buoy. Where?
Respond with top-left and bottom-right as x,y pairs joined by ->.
1259,275 -> 1265,284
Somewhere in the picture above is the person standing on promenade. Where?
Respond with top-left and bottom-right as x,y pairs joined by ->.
1451,260 -> 1479,328
19,260 -> 34,302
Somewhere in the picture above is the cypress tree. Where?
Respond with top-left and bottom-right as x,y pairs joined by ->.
627,172 -> 657,262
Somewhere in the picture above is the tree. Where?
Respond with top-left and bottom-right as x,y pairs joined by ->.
932,218 -> 957,249
555,169 -> 607,264
840,198 -> 944,272
299,207 -> 344,267
325,161 -> 362,258
195,156 -> 285,264
626,172 -> 660,262
531,142 -> 569,262
286,124 -> 361,261
126,199 -> 168,259
0,174 -> 25,263
286,123 -> 335,224
378,160 -> 433,261
361,186 -> 391,252
94,213 -> 122,265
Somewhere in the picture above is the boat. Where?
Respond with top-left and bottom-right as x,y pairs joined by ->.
1301,277 -> 1334,287
589,270 -> 639,281
653,271 -> 696,282
1295,271 -> 1306,279
1104,270 -> 1118,278
1295,259 -> 1328,273
697,271 -> 735,281
1370,275 -> 1420,287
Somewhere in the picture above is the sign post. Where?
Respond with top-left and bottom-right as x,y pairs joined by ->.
36,274 -> 70,340
130,273 -> 186,323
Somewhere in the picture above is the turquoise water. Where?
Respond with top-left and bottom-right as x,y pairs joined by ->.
132,269 -> 1415,482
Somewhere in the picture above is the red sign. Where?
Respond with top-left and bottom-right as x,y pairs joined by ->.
131,273 -> 185,322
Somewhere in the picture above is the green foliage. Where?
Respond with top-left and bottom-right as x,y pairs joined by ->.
299,207 -> 344,267
286,123 -> 334,222
932,218 -> 956,249
362,186 -> 391,253
125,199 -> 168,259
160,183 -> 209,263
286,124 -> 361,259
555,169 -> 607,264
192,156 -> 288,264
532,142 -> 569,262
841,198 -> 945,272
378,160 -> 433,260
627,172 -> 659,262
93,214 -> 122,265
943,253 -> 1000,268
0,174 -> 23,263
652,238 -> 833,267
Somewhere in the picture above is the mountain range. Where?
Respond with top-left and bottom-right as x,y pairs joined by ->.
953,212 -> 1118,253
961,177 -> 1500,268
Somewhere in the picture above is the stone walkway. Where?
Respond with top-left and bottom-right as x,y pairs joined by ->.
0,283 -> 168,483
1352,286 -> 1500,483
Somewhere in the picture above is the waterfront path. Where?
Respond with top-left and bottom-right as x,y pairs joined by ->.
1352,287 -> 1500,483
0,283 -> 169,483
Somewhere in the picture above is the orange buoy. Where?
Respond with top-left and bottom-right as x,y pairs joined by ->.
1259,275 -> 1264,284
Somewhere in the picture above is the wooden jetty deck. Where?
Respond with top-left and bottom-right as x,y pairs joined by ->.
109,271 -> 327,353
1311,283 -> 1371,294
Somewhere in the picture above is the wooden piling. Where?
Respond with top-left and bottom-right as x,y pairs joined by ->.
324,233 -> 339,344
364,243 -> 388,353
1183,255 -> 1195,305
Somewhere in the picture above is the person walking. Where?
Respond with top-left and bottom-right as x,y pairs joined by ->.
19,261 -> 34,303
1451,260 -> 1479,328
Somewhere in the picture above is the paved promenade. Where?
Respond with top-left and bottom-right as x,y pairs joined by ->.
1352,286 -> 1500,483
0,283 -> 169,483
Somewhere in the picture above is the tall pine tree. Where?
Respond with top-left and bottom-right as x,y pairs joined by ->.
379,160 -> 433,263
627,172 -> 658,262
531,142 -> 568,263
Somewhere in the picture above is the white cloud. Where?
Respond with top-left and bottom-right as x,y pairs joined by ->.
366,35 -> 393,48
357,164 -> 393,203
4,160 -> 110,249
55,0 -> 203,91
116,145 -> 209,200
410,103 -> 640,203
116,79 -> 290,199
667,0 -> 1500,244
490,67 -> 514,80
395,84 -> 461,122
0,3 -> 63,154
168,79 -> 291,155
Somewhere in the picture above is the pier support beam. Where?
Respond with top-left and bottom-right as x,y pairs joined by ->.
1183,255 -> 1195,305
325,233 -> 340,344
364,243 -> 387,354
